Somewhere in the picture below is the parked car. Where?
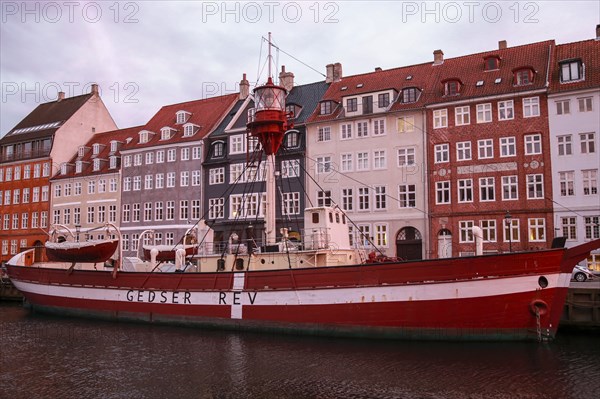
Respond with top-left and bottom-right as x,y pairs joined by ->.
572,265 -> 595,282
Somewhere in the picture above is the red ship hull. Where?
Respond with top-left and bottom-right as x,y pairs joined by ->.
8,241 -> 598,341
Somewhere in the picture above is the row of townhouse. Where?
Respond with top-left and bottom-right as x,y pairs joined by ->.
1,28 -> 598,268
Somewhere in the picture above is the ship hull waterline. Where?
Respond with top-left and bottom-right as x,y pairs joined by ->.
7,245 -> 588,342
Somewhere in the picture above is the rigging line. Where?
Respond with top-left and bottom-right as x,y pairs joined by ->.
263,36 -> 326,78
546,197 -> 600,224
255,37 -> 264,87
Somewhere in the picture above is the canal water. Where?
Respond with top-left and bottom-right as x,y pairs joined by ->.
1,302 -> 599,399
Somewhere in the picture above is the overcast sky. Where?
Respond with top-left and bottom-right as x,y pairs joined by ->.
1,1 -> 598,136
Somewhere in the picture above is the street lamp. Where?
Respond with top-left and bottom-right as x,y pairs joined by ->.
504,211 -> 512,252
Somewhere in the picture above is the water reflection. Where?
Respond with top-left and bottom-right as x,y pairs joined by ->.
1,303 -> 598,399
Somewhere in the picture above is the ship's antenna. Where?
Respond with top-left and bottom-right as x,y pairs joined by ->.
267,31 -> 272,79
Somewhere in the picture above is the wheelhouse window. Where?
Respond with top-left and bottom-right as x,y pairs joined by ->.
560,60 -> 583,82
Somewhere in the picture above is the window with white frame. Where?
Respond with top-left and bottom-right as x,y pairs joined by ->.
282,192 -> 300,215
154,202 -> 163,221
498,100 -> 514,120
397,147 -> 415,166
502,176 -> 518,200
109,178 -> 117,192
580,133 -> 596,154
560,60 -> 583,82
191,170 -> 201,186
459,220 -> 474,243
341,188 -> 353,211
458,179 -> 473,202
582,169 -> 598,195
32,187 -> 40,202
356,152 -> 369,171
373,119 -> 385,135
316,156 -> 332,174
230,164 -> 244,183
144,175 -> 153,190
139,131 -> 149,144
88,181 -> 96,194
145,152 -> 154,165
166,201 -> 174,220
74,183 -> 81,196
456,141 -> 472,161
75,161 -> 83,173
176,111 -> 190,124
559,171 -> 575,196
340,123 -> 352,140
143,203 -> 152,221
192,146 -> 202,159
109,156 -> 118,169
524,134 -> 542,155
12,214 -> 18,230
338,153 -> 352,173
356,121 -> 368,138
181,147 -> 190,161
561,217 -> 577,240
191,200 -> 201,220
478,139 -> 494,159
480,220 -> 497,242
455,106 -> 470,125
208,198 -> 224,219
476,103 -> 492,123
31,212 -> 38,228
87,206 -> 95,224
167,149 -> 176,162
373,150 -> 386,169
281,160 -> 300,178
523,97 -> 540,118
131,203 -> 141,222
133,176 -> 141,191
41,186 -> 49,201
183,124 -> 196,137
528,218 -> 546,242
54,184 -> 61,198
123,177 -> 131,191
526,174 -> 544,199
93,158 -> 100,171
374,186 -> 386,210
14,166 -> 20,180
397,116 -> 415,133
318,127 -> 331,142
556,100 -> 570,115
375,224 -> 388,247
578,97 -> 593,112
123,155 -> 132,167
557,135 -> 572,156
98,179 -> 106,193
436,181 -> 451,204
584,216 -> 600,239
156,150 -> 164,163
434,143 -> 449,163
24,165 -> 30,179
180,171 -> 189,187
433,109 -> 447,128
398,184 -> 416,208
479,177 -> 495,201
358,187 -> 370,210
133,153 -> 142,166
500,137 -> 516,157
13,189 -> 20,205
34,164 -> 41,178
22,188 -> 30,203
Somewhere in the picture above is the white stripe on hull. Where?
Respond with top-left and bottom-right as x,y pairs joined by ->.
12,272 -> 571,310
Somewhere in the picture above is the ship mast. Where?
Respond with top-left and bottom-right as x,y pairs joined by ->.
246,33 -> 289,245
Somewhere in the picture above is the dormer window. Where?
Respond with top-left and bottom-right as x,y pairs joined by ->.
176,110 -> 191,124
93,158 -> 101,171
443,80 -> 461,96
320,101 -> 333,115
285,131 -> 300,149
559,59 -> 583,82
139,130 -> 153,144
286,104 -> 300,119
92,143 -> 101,155
183,124 -> 198,137
513,67 -> 535,86
77,146 -> 86,157
161,127 -> 175,140
60,163 -> 68,175
110,141 -> 118,153
484,56 -> 500,71
401,87 -> 420,103
109,156 -> 118,169
75,161 -> 83,173
378,93 -> 390,108
212,141 -> 225,158
346,98 -> 357,112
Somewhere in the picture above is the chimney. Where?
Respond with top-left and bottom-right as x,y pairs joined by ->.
279,65 -> 294,92
596,24 -> 600,40
375,67 -> 382,72
499,40 -> 507,49
90,84 -> 99,95
326,64 -> 335,83
57,91 -> 65,101
433,50 -> 444,65
333,62 -> 343,82
239,73 -> 249,100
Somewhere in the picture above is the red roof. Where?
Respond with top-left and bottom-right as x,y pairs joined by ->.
124,93 -> 239,150
549,39 -> 600,93
307,40 -> 556,123
52,125 -> 143,180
